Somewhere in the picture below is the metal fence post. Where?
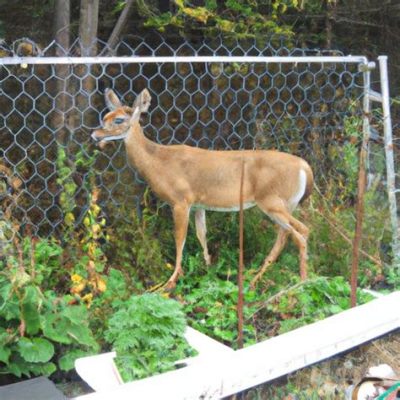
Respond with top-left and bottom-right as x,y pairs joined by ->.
350,61 -> 373,307
378,56 -> 400,268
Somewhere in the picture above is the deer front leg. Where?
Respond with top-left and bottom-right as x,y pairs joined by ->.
195,209 -> 211,266
166,203 -> 190,289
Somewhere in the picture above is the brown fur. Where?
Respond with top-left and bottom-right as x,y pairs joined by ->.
92,89 -> 314,288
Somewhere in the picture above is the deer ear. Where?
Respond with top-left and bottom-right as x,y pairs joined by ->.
132,89 -> 151,113
105,89 -> 123,111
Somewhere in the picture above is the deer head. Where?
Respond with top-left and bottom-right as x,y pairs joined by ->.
91,88 -> 151,143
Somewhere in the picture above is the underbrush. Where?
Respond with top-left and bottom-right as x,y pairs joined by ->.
174,252 -> 374,348
0,173 -> 395,385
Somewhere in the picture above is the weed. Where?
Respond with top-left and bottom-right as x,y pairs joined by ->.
104,293 -> 194,381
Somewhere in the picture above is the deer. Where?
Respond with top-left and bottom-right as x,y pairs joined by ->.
91,88 -> 314,289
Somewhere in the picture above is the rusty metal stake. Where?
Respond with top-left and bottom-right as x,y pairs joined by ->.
237,159 -> 245,349
351,143 -> 368,307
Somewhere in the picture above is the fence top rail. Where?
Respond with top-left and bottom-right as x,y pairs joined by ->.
0,55 -> 369,66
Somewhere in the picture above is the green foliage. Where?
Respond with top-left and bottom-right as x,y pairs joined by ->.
260,276 -> 374,336
179,270 -> 256,346
175,242 -> 374,345
17,338 -> 54,363
386,267 -> 400,290
104,293 -> 194,382
0,237 -> 99,379
56,147 -> 77,229
104,194 -> 171,288
144,0 -> 298,37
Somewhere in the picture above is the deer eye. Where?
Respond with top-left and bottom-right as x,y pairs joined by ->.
114,117 -> 125,125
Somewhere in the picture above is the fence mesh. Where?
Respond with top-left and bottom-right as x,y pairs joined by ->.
0,34 -> 391,276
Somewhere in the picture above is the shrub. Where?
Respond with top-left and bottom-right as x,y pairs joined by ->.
104,293 -> 194,382
0,237 -> 99,378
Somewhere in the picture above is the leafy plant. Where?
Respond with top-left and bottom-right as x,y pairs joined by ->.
104,293 -> 194,382
144,0 -> 298,37
254,276 -> 374,337
0,236 -> 99,378
104,192 -> 173,288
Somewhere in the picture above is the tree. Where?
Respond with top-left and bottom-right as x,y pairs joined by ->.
54,0 -> 70,55
79,0 -> 100,56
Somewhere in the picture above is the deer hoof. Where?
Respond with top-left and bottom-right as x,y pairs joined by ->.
165,279 -> 177,291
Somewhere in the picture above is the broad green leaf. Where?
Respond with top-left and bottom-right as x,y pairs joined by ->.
17,337 -> 54,363
8,359 -> 56,377
63,305 -> 88,324
0,347 -> 11,364
58,349 -> 93,372
7,361 -> 24,378
22,286 -> 41,335
66,324 -> 99,349
41,314 -> 73,344
30,361 -> 57,376
0,282 -> 12,302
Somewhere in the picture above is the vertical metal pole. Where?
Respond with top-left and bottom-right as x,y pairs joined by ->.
351,63 -> 372,307
379,56 -> 400,268
237,159 -> 245,349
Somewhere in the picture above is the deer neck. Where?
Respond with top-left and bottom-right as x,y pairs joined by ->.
124,121 -> 158,175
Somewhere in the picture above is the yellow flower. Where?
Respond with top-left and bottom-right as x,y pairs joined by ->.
92,204 -> 101,215
92,224 -> 101,235
71,274 -> 83,283
71,282 -> 86,295
82,293 -> 93,307
96,277 -> 107,293
88,243 -> 97,257
65,212 -> 75,226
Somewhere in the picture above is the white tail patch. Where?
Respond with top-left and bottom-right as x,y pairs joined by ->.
289,169 -> 307,211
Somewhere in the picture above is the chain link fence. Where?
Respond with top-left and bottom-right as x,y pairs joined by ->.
0,34 -> 396,273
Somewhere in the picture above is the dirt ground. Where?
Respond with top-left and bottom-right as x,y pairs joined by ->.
236,329 -> 400,399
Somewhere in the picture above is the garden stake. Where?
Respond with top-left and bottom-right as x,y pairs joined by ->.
237,159 -> 245,349
350,113 -> 370,307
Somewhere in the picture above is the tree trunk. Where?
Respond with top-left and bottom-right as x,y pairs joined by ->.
54,0 -> 70,56
79,0 -> 99,56
106,0 -> 135,54
53,0 -> 70,144
325,0 -> 337,49
78,0 -> 99,129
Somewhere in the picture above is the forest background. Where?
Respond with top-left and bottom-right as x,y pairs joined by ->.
1,0 -> 400,394
0,0 -> 399,95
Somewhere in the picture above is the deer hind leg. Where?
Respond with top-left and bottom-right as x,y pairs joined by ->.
251,227 -> 289,288
255,198 -> 309,284
195,209 -> 211,266
166,203 -> 190,289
